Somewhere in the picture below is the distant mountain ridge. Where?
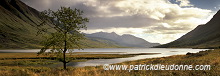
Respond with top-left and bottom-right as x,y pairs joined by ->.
155,10 -> 220,48
86,32 -> 160,48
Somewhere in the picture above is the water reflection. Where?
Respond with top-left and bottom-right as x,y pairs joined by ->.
67,48 -> 207,67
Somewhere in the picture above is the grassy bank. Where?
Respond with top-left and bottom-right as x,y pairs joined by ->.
0,49 -> 220,75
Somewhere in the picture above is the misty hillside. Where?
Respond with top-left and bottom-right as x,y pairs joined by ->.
86,32 -> 160,48
155,10 -> 220,48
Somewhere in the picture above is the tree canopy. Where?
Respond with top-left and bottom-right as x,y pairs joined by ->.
37,7 -> 89,69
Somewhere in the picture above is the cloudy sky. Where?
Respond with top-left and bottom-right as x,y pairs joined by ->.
21,0 -> 220,44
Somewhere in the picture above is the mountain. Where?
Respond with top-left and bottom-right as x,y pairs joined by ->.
0,0 -> 122,49
86,32 -> 160,47
155,10 -> 220,48
81,37 -> 122,48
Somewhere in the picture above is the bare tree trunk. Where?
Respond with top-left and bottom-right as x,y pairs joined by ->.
63,33 -> 67,70
63,41 -> 67,69
63,49 -> 67,69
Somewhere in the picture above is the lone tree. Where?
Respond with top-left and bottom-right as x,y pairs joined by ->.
37,7 -> 89,69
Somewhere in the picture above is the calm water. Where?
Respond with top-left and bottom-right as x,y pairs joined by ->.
0,48 -> 208,67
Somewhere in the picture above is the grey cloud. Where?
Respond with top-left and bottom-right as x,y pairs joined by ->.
144,29 -> 186,34
70,2 -> 123,17
70,3 -> 99,16
22,0 -> 151,29
152,24 -> 191,31
20,0 -> 210,33
163,12 -> 195,20
144,30 -> 156,33
146,23 -> 192,34
87,14 -> 157,29
66,1 -> 156,29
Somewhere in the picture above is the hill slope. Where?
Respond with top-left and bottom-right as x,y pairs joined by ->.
0,0 -> 45,49
155,10 -> 220,48
86,32 -> 160,48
